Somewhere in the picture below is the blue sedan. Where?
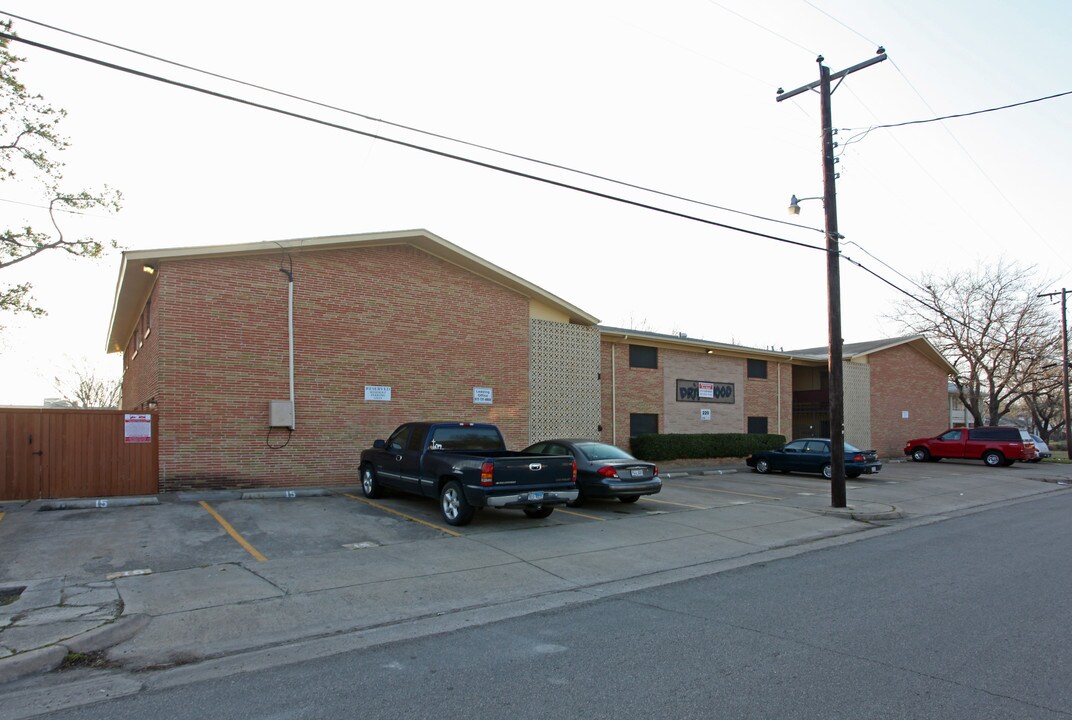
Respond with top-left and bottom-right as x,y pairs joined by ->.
746,438 -> 882,479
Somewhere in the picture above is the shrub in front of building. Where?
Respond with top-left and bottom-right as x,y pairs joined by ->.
631,433 -> 787,461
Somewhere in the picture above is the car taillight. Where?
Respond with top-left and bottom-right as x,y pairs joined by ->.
850,453 -> 865,462
653,465 -> 659,476
480,461 -> 494,487
597,466 -> 619,479
571,460 -> 577,483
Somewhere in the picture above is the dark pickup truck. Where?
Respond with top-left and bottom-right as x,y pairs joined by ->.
358,422 -> 578,526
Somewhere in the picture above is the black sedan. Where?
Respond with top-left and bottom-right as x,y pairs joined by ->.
746,438 -> 882,479
522,439 -> 662,505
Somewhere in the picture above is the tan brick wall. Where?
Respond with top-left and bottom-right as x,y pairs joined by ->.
137,245 -> 531,491
868,344 -> 949,457
844,361 -> 872,449
600,341 -> 663,448
662,350 -> 743,433
743,360 -> 793,440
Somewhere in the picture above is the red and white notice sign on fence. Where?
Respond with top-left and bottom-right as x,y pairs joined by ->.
124,414 -> 152,443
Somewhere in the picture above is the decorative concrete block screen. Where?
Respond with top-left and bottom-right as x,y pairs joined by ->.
529,319 -> 601,443
843,361 -> 873,450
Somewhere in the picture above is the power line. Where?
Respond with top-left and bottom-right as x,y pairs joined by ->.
0,25 -> 989,335
0,10 -> 826,237
799,0 -> 880,47
0,29 -> 829,256
841,88 -> 1072,132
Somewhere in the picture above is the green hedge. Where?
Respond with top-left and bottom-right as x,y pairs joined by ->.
630,433 -> 787,461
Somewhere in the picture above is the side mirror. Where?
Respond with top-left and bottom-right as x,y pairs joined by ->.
373,439 -> 386,450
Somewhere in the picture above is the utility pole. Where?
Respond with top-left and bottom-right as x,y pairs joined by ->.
1039,288 -> 1071,451
777,50 -> 886,508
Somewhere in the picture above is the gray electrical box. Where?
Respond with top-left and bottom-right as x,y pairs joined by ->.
269,400 -> 295,428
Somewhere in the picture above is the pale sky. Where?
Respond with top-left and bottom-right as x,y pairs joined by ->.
1,0 -> 1069,405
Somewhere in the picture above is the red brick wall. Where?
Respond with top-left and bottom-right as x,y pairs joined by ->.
743,360 -> 793,440
136,245 -> 531,491
121,282 -> 160,412
600,341 -> 663,449
869,344 -> 949,457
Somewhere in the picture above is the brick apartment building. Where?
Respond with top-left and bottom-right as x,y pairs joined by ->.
107,229 -> 953,492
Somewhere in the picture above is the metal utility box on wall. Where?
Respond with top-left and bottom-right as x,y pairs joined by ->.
269,400 -> 295,428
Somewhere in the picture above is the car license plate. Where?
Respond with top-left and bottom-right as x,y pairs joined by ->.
527,491 -> 544,501
630,468 -> 645,477
869,467 -> 880,473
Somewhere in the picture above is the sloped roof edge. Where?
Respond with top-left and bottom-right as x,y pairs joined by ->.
106,229 -> 600,352
789,334 -> 956,374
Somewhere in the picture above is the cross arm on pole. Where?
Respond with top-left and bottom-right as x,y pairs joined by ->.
776,53 -> 888,102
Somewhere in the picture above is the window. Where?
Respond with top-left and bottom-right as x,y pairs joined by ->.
387,425 -> 411,452
747,359 -> 768,379
747,416 -> 768,434
630,413 -> 658,437
142,297 -> 152,338
629,344 -> 658,369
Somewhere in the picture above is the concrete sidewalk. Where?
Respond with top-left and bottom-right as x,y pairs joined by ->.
2,459 -> 1069,688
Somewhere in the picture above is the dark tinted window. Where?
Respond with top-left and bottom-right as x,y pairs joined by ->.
630,413 -> 658,437
405,428 -> 426,453
386,425 -> 411,452
968,427 -> 1020,441
629,345 -> 658,369
747,416 -> 768,434
747,359 -> 768,379
429,426 -> 505,451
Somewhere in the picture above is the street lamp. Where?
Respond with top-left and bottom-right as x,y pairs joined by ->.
787,195 -> 821,215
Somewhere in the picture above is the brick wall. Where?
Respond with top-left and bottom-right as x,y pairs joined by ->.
121,281 -> 160,412
600,341 -> 663,448
134,245 -> 532,491
868,344 -> 949,457
743,360 -> 794,440
662,350 -> 742,433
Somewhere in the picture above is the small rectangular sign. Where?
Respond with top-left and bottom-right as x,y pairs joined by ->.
700,408 -> 712,421
473,387 -> 493,405
364,385 -> 392,401
124,414 -> 152,443
676,379 -> 734,404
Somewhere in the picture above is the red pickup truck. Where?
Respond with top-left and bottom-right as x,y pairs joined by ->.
903,427 -> 1037,467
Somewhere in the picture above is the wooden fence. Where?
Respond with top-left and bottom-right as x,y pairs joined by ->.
0,408 -> 158,501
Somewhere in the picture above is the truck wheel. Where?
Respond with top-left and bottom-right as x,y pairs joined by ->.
440,480 -> 474,526
983,450 -> 1004,467
755,459 -> 771,474
361,464 -> 384,498
523,506 -> 554,519
911,448 -> 930,462
566,491 -> 585,508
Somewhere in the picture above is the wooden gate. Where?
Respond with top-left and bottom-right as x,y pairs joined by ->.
0,408 -> 158,500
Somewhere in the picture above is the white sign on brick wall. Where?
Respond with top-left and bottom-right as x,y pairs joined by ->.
700,408 -> 712,421
473,387 -> 493,405
364,385 -> 392,401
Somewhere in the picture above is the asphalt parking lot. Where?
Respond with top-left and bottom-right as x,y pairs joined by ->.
2,458 -> 1066,587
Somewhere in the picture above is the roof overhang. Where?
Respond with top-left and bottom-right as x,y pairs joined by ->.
107,229 -> 600,352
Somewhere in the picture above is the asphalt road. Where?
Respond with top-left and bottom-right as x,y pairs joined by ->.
35,489 -> 1072,720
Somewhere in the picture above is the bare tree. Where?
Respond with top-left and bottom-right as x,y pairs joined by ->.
53,363 -> 121,408
890,260 -> 1060,427
1023,363 -> 1067,442
0,20 -> 121,322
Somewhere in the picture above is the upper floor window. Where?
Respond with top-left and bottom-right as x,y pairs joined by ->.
629,344 -> 658,369
747,359 -> 768,379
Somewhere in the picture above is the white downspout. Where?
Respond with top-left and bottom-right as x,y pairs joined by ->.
288,277 -> 295,430
777,362 -> 782,435
611,344 -> 617,446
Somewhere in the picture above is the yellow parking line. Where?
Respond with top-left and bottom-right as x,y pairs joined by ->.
641,496 -> 708,510
556,507 -> 606,521
343,493 -> 462,537
198,500 -> 267,562
665,482 -> 780,501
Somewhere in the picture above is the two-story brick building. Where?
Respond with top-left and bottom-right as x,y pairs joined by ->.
107,229 -> 953,492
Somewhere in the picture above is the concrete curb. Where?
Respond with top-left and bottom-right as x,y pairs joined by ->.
37,497 -> 160,511
0,614 -> 150,685
0,645 -> 67,685
812,505 -> 905,522
240,489 -> 333,500
65,614 -> 151,654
